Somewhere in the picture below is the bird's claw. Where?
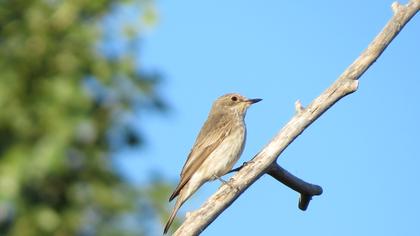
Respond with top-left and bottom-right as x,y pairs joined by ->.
213,175 -> 240,192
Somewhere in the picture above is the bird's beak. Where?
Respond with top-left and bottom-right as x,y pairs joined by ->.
246,98 -> 262,104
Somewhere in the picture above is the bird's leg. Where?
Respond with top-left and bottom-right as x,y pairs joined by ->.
212,175 -> 239,192
226,165 -> 243,174
226,160 -> 254,174
213,174 -> 228,184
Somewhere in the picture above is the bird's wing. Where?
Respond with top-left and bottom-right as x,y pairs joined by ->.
169,114 -> 232,201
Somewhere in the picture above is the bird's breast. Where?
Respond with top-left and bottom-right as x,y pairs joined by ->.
198,124 -> 246,180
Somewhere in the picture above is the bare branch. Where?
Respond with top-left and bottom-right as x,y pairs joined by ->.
174,1 -> 419,235
294,100 -> 304,114
266,162 -> 322,210
229,161 -> 323,211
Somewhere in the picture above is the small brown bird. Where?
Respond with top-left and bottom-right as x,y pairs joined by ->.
164,93 -> 261,234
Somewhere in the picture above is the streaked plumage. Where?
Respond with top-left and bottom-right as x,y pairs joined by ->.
164,93 -> 261,234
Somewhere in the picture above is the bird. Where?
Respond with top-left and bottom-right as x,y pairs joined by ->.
164,93 -> 262,234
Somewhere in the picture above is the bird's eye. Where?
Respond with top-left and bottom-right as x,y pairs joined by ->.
231,96 -> 238,102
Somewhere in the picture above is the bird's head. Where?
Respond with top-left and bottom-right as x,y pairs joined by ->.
211,93 -> 262,116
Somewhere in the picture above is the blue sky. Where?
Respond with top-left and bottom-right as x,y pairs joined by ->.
116,0 -> 419,235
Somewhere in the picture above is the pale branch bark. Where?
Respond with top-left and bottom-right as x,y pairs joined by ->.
173,1 -> 420,235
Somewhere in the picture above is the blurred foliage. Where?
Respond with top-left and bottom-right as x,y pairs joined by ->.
0,0 -> 170,235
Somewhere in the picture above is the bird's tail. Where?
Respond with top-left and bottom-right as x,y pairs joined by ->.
164,197 -> 183,234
